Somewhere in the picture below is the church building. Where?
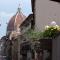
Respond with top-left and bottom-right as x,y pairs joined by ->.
6,2 -> 33,60
7,6 -> 26,39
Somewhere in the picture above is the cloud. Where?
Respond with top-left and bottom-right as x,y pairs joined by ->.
0,11 -> 14,38
0,0 -> 31,38
19,0 -> 32,16
0,0 -> 32,16
0,11 -> 14,23
0,11 -> 15,25
0,12 -> 14,18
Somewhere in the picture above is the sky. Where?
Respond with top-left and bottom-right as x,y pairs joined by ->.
0,0 -> 32,38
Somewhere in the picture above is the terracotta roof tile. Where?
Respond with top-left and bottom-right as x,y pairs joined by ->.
7,11 -> 26,31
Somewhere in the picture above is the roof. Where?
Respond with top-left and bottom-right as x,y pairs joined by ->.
7,8 -> 26,32
20,14 -> 33,27
7,15 -> 16,31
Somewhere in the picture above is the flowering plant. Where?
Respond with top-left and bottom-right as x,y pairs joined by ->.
25,21 -> 60,39
43,25 -> 60,38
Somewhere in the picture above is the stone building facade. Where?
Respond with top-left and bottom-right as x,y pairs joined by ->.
1,0 -> 60,60
6,0 -> 60,60
6,2 -> 34,60
34,0 -> 60,60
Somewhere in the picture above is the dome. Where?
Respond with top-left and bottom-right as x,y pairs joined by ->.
7,15 -> 16,31
7,8 -> 26,32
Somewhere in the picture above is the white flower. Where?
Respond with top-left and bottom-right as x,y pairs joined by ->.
45,25 -> 49,30
55,25 -> 60,30
50,21 -> 57,26
55,25 -> 59,28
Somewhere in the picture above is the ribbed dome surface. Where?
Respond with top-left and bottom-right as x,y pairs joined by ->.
7,11 -> 26,32
7,15 -> 16,31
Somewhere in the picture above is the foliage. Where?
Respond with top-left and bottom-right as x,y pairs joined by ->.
25,29 -> 43,41
43,25 -> 60,38
25,25 -> 60,40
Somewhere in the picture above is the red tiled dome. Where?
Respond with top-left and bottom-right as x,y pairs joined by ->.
7,9 -> 26,32
14,11 -> 26,27
7,15 -> 16,31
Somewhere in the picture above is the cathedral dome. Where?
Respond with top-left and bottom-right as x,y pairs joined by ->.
7,15 -> 16,31
7,7 -> 26,32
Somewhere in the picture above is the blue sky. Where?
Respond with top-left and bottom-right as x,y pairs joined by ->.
0,0 -> 32,38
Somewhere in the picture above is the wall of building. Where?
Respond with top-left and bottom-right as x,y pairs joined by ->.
35,0 -> 60,31
52,35 -> 60,60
